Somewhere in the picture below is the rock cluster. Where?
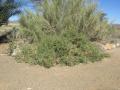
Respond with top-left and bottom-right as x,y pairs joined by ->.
101,43 -> 120,50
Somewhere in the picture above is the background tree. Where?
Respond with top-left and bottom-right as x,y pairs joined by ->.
0,0 -> 21,26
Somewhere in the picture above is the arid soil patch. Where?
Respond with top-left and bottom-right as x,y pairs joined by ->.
0,48 -> 120,90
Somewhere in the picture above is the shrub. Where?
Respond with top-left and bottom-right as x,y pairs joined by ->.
20,0 -> 112,41
16,29 -> 107,68
13,0 -> 110,68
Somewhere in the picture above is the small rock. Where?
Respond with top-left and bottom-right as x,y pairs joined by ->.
103,43 -> 116,50
112,44 -> 116,49
116,43 -> 120,47
27,88 -> 32,90
11,46 -> 21,56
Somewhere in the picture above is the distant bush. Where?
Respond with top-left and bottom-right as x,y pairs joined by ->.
13,0 -> 110,68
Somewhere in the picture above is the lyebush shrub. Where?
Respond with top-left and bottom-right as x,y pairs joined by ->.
13,0 -> 110,68
16,30 -> 107,68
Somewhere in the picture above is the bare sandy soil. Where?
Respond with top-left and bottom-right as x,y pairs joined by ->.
0,48 -> 120,90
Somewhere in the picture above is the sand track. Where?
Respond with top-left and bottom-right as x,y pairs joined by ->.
0,48 -> 120,90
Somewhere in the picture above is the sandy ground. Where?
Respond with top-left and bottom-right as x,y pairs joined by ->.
0,43 -> 9,54
0,48 -> 120,90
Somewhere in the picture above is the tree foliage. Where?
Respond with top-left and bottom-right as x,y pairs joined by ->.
0,0 -> 21,25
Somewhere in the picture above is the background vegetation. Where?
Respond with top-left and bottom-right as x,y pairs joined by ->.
0,0 -> 21,26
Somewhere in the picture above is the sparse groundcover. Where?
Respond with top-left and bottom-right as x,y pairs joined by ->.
10,0 -> 111,68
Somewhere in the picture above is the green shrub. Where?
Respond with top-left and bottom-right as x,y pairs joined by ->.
13,0 -> 110,68
16,30 -> 106,68
20,0 -> 112,41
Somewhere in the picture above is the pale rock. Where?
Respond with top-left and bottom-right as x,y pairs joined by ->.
116,43 -> 120,47
11,46 -> 21,56
27,88 -> 32,90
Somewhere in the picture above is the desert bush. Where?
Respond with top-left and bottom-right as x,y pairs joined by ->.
16,29 -> 106,68
14,0 -> 110,68
19,0 -> 111,39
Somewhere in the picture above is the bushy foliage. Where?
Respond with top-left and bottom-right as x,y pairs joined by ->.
15,0 -> 110,68
16,30 -> 106,68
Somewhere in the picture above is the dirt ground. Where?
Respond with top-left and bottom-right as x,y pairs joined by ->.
0,48 -> 120,90
0,43 -> 9,54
